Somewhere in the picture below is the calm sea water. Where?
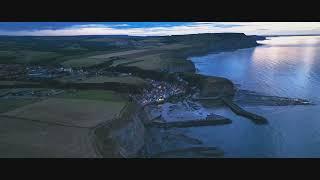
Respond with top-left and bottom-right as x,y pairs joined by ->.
188,36 -> 320,157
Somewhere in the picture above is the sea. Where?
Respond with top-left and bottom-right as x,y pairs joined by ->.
187,36 -> 320,157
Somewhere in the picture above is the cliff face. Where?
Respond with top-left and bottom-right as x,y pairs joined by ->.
179,73 -> 236,98
93,103 -> 148,157
199,76 -> 235,98
169,33 -> 261,59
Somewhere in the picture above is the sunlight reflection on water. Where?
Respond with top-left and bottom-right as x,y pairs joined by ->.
189,36 -> 320,157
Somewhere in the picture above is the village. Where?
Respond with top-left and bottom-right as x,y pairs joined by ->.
0,63 -> 191,106
133,79 -> 187,106
0,63 -> 84,80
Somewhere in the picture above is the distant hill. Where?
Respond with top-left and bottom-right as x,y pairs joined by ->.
0,33 -> 262,65
265,34 -> 320,37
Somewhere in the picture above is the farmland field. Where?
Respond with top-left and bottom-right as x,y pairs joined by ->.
80,76 -> 147,86
61,44 -> 188,68
3,97 -> 127,128
0,81 -> 40,85
61,49 -> 149,67
55,90 -> 125,102
0,98 -> 40,113
0,50 -> 61,64
124,53 -> 167,71
0,116 -> 97,158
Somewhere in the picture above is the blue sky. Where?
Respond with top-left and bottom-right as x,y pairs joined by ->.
0,22 -> 320,36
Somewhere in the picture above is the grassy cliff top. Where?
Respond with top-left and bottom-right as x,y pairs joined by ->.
0,33 -> 261,68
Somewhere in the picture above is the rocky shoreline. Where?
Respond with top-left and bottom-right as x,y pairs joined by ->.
99,34 -> 312,157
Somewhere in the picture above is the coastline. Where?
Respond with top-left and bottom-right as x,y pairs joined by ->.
110,35 -> 313,157
2,33 -> 314,157
91,34 -> 266,157
1,33 -> 315,157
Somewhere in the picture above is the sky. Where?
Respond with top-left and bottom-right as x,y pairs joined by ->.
0,22 -> 320,36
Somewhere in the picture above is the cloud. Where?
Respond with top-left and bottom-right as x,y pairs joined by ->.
0,22 -> 320,36
70,24 -> 130,28
192,22 -> 244,28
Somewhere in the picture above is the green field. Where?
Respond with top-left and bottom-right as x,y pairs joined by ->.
0,81 -> 40,86
0,50 -> 61,64
61,49 -> 149,67
124,53 -> 167,71
122,52 -> 191,72
55,90 -> 125,102
0,98 -> 40,113
0,89 -> 129,157
80,76 -> 147,86
0,116 -> 97,158
3,97 -> 127,128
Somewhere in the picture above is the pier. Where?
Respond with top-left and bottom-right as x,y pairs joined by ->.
221,97 -> 268,124
145,114 -> 232,129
